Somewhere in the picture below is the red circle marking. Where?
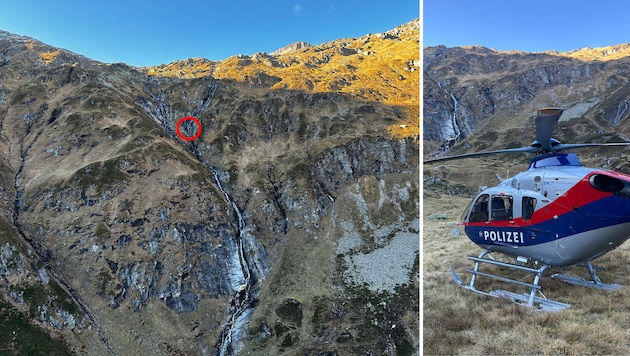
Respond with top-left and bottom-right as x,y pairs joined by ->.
176,117 -> 202,141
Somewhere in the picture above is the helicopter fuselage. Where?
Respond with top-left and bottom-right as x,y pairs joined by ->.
462,153 -> 630,267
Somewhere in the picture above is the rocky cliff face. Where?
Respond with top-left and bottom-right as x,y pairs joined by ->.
424,44 -> 630,161
0,19 -> 418,355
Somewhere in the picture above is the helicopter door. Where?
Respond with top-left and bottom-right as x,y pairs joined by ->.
491,195 -> 513,221
522,196 -> 536,220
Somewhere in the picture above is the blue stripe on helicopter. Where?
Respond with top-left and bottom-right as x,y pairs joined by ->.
465,195 -> 630,247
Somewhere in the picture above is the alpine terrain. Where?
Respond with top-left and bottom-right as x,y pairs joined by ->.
0,19 -> 419,355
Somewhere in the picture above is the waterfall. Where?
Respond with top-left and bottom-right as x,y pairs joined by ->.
437,82 -> 462,149
613,101 -> 628,127
209,168 -> 262,356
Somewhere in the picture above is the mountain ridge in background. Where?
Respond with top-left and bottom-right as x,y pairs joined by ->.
0,19 -> 419,355
424,42 -> 630,194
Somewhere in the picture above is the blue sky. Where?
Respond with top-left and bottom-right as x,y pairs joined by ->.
0,1 -> 418,67
423,0 -> 630,52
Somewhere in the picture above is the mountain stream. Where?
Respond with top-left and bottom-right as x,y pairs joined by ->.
208,167 -> 262,356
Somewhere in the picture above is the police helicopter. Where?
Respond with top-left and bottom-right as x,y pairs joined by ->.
425,108 -> 630,311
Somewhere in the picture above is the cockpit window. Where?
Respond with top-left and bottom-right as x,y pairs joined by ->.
469,194 -> 489,222
491,195 -> 513,221
522,196 -> 536,220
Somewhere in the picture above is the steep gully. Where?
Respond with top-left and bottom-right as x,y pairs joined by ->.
139,80 -> 264,355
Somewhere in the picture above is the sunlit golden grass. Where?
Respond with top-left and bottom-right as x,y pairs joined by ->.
460,44 -> 630,62
559,44 -> 630,62
40,50 -> 60,64
212,33 -> 419,112
424,195 -> 630,355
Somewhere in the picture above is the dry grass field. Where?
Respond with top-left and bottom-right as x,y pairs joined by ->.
423,194 -> 630,355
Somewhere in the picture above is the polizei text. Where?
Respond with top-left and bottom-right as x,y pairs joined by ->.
481,230 -> 525,244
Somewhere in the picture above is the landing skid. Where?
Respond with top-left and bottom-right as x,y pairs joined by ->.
551,260 -> 622,291
451,249 -> 571,312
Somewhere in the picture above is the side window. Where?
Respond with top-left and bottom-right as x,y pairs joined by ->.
491,195 -> 513,221
469,194 -> 489,222
522,196 -> 537,220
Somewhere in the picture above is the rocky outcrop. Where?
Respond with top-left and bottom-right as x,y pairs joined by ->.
270,41 -> 311,56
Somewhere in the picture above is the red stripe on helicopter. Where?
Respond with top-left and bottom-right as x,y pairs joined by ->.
465,170 -> 630,227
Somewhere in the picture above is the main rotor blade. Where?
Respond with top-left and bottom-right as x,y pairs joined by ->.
536,108 -> 563,153
424,146 -> 536,163
554,142 -> 630,152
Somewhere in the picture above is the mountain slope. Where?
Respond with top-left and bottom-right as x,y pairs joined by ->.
424,44 -> 630,161
0,20 -> 419,355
